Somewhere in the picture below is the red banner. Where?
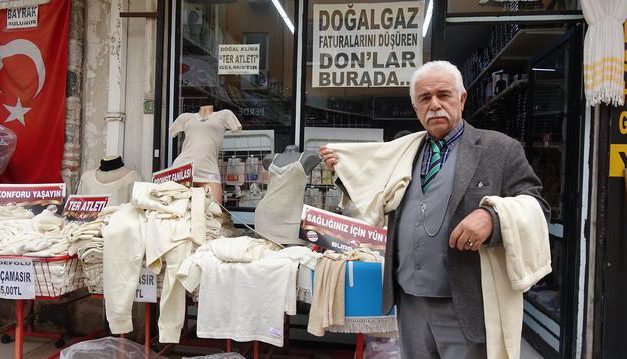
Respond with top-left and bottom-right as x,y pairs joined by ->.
152,162 -> 193,186
63,195 -> 109,223
300,205 -> 387,253
0,0 -> 70,183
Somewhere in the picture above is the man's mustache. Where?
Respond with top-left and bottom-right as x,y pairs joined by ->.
426,110 -> 450,121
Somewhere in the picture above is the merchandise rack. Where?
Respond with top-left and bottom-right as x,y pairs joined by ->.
0,255 -> 86,359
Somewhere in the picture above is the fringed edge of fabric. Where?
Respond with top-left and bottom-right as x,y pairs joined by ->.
0,0 -> 49,9
585,90 -> 625,107
327,315 -> 398,334
297,287 -> 312,304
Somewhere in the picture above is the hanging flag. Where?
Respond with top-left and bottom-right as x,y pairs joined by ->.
0,0 -> 69,183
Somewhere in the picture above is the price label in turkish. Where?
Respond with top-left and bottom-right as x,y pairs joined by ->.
152,162 -> 193,186
63,195 -> 110,223
0,258 -> 35,299
134,267 -> 157,303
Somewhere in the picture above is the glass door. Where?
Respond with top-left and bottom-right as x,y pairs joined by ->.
523,25 -> 584,359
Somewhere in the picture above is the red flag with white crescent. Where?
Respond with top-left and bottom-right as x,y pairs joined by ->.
0,0 -> 69,183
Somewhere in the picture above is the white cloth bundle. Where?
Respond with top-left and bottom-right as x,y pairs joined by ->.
479,195 -> 551,359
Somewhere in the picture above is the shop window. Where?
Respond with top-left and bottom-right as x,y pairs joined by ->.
303,0 -> 426,139
176,0 -> 296,208
447,0 -> 581,15
302,0 -> 428,211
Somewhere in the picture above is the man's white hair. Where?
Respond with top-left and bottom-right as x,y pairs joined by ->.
409,61 -> 466,106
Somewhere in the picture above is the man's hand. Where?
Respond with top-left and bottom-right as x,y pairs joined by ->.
319,145 -> 338,170
449,208 -> 493,251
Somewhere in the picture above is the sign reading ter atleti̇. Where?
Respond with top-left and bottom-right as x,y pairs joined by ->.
300,205 -> 387,253
152,162 -> 193,185
218,44 -> 260,75
63,195 -> 109,222
0,258 -> 35,300
312,2 -> 423,88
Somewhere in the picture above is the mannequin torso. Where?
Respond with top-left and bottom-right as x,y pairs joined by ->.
262,145 -> 320,175
77,156 -> 141,205
198,105 -> 214,118
95,156 -> 134,183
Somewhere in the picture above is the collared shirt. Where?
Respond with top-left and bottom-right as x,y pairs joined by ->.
420,121 -> 465,178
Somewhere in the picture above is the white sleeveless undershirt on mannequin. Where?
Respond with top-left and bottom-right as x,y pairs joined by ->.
254,153 -> 309,246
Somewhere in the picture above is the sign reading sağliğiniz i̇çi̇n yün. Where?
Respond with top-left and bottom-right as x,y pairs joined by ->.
312,1 -> 423,88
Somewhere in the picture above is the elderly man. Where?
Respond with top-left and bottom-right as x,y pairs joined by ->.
320,61 -> 550,358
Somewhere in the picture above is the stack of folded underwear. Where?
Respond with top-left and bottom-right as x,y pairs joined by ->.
68,206 -> 119,293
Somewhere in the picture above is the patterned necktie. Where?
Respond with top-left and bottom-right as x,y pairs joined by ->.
422,139 -> 446,193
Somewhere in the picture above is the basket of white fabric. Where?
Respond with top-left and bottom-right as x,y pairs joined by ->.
25,254 -> 85,298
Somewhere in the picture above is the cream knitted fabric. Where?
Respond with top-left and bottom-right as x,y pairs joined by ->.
327,131 -> 426,227
478,195 -> 551,359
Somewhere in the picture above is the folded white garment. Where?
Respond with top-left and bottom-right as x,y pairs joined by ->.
177,241 -> 297,347
0,205 -> 34,220
132,182 -> 190,217
208,236 -> 277,263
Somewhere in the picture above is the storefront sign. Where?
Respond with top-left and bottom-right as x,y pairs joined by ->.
62,195 -> 109,223
135,267 -> 157,303
0,183 -> 65,214
0,258 -> 35,299
609,23 -> 627,178
300,205 -> 387,253
152,162 -> 193,185
6,5 -> 38,29
312,2 -> 423,88
218,44 -> 260,75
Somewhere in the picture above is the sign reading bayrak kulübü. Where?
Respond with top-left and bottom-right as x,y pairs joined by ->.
312,2 -> 423,88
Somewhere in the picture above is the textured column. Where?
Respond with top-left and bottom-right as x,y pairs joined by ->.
62,0 -> 85,193
104,0 -> 128,157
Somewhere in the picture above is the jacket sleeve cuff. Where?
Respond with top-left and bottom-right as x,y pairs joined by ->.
480,206 -> 502,247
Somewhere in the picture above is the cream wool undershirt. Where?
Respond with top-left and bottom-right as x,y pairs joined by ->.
327,131 -> 426,227
177,237 -> 303,347
171,110 -> 242,183
77,168 -> 141,206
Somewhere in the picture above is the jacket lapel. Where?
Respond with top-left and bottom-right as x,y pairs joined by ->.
449,123 -> 484,215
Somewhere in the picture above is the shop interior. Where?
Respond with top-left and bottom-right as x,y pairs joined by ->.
444,18 -> 585,358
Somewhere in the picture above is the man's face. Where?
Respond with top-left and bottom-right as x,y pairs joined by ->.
412,71 -> 467,140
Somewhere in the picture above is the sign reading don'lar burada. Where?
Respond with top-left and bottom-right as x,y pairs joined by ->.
312,1 -> 423,88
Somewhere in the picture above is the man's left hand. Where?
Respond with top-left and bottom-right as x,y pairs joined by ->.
449,208 -> 493,251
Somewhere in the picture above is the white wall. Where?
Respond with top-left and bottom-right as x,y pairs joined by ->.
82,0 -> 156,182
82,0 -> 110,174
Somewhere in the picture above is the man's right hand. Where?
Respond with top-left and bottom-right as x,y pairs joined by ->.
319,145 -> 338,170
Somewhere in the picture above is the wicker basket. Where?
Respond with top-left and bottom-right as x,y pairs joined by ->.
0,255 -> 86,298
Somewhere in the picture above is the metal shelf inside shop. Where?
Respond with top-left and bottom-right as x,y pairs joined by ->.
466,28 -> 566,92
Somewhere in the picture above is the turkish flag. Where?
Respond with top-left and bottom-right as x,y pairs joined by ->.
0,0 -> 69,183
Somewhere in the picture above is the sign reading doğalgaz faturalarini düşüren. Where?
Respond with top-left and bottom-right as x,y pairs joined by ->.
312,2 -> 423,88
